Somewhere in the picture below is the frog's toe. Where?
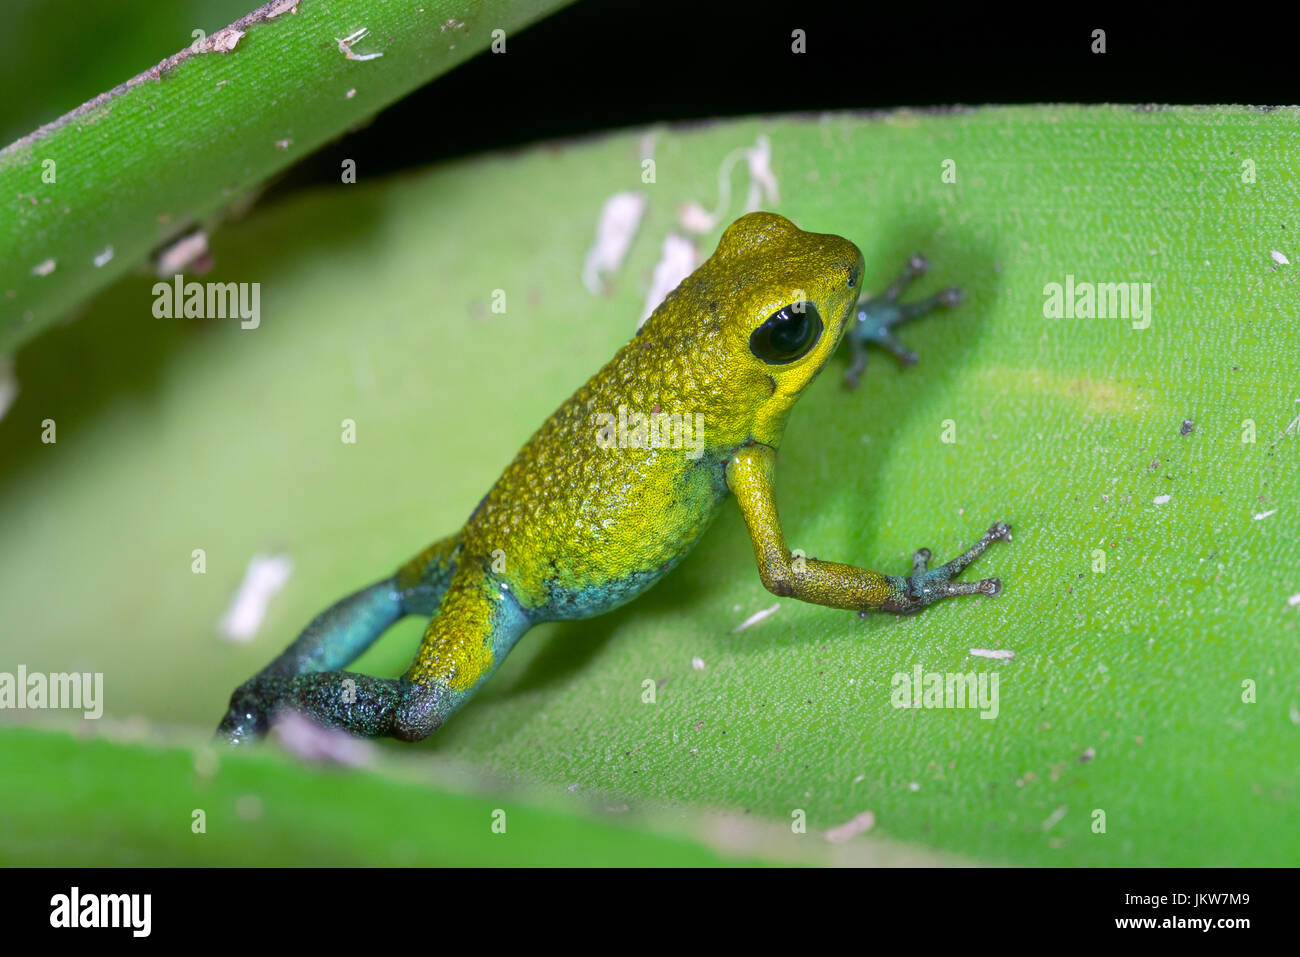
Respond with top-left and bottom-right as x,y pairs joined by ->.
216,685 -> 273,745
880,253 -> 929,300
882,330 -> 919,366
896,285 -> 965,322
881,522 -> 1012,614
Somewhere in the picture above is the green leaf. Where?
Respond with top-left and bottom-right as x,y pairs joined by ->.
0,0 -> 571,352
0,726 -> 769,865
2,106 -> 1297,866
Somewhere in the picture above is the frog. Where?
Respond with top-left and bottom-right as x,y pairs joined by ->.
216,211 -> 1011,745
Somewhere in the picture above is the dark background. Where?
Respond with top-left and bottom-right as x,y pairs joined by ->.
281,0 -> 1296,190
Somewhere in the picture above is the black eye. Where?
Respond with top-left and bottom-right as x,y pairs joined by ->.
749,302 -> 822,364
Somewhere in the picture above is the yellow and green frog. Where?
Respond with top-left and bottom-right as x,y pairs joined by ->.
218,212 -> 1009,744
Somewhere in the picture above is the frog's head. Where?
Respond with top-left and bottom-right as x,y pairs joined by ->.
706,212 -> 865,443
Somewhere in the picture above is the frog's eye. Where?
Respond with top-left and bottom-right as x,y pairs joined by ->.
749,302 -> 822,364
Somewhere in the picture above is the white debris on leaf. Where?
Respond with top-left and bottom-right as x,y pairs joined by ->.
691,656 -> 706,670
732,603 -> 779,633
970,648 -> 1014,660
1287,593 -> 1300,607
825,810 -> 875,843
219,554 -> 293,642
1285,402 -> 1300,437
206,27 -> 245,53
581,191 -> 646,294
1152,494 -> 1171,505
677,134 -> 780,235
743,134 -> 778,211
1271,249 -> 1290,266
31,258 -> 55,276
677,203 -> 715,233
1041,805 -> 1067,831
93,246 -> 114,267
1253,508 -> 1277,521
154,230 -> 209,277
335,27 -> 383,61
638,233 -> 696,328
272,710 -> 375,767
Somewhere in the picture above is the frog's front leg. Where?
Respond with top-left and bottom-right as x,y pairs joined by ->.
844,253 -> 963,390
726,444 -> 1010,615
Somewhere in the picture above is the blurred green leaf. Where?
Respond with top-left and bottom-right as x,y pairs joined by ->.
0,726 -> 768,865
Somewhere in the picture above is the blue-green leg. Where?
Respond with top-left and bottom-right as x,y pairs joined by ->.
255,577 -> 405,677
215,536 -> 463,744
844,253 -> 963,389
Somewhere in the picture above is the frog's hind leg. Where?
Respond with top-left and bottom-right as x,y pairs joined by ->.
216,555 -> 529,744
215,534 -> 468,743
843,253 -> 963,389
394,567 -> 531,739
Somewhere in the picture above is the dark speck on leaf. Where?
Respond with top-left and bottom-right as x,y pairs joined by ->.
1180,418 -> 1195,435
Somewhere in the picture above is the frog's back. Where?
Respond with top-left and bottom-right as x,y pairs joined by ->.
459,320 -> 748,620
455,212 -> 863,622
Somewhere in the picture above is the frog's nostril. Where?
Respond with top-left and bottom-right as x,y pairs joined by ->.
847,265 -> 860,289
